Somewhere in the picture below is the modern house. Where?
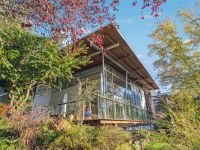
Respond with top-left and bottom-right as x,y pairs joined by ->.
33,24 -> 158,129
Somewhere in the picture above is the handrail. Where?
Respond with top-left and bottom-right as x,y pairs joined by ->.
97,94 -> 147,111
57,94 -> 147,111
56,94 -> 151,114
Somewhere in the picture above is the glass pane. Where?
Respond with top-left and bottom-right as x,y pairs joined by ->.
106,71 -> 113,94
61,85 -> 79,102
107,100 -> 114,119
113,75 -> 126,99
116,103 -> 124,119
125,105 -> 132,120
50,88 -> 62,106
91,97 -> 98,119
86,73 -> 101,92
134,107 -> 138,119
98,98 -> 107,119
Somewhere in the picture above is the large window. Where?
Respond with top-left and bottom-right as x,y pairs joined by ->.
116,103 -> 124,119
105,69 -> 126,100
105,71 -> 113,94
132,85 -> 142,107
113,75 -> 125,98
98,98 -> 107,119
104,67 -> 144,108
106,101 -> 114,119
49,68 -> 101,118
125,105 -> 132,120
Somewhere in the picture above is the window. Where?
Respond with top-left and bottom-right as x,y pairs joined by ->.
116,103 -> 124,119
105,71 -> 113,94
107,100 -> 114,119
113,74 -> 126,99
98,98 -> 107,119
125,105 -> 132,120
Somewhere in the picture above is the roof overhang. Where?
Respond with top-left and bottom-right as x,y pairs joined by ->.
80,24 -> 159,90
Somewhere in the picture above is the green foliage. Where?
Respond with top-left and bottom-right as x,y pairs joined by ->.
50,124 -> 94,150
0,138 -> 19,150
0,116 -> 131,150
149,10 -> 200,93
0,117 -> 20,150
36,119 -> 60,149
146,142 -> 173,150
147,4 -> 200,150
131,130 -> 191,150
0,19 -> 90,107
37,119 -> 131,150
94,126 -> 131,150
115,143 -> 133,150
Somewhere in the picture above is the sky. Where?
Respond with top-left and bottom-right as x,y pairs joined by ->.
115,0 -> 197,91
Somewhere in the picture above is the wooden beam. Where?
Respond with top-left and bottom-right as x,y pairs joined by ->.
118,54 -> 131,60
104,34 -> 152,86
105,43 -> 120,51
100,119 -> 149,124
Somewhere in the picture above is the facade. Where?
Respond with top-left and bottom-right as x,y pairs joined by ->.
33,24 -> 158,127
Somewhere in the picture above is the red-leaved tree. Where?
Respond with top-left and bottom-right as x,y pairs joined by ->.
2,0 -> 167,47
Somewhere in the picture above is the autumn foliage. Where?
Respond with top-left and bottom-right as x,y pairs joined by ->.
1,0 -> 167,48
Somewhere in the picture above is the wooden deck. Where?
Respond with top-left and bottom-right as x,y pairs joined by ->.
79,119 -> 151,126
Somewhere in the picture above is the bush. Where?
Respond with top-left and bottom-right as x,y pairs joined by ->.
146,142 -> 173,150
0,117 -> 20,149
115,143 -> 133,150
1,108 -> 132,150
93,126 -> 131,150
36,119 -> 132,150
36,118 -> 60,149
49,120 -> 94,150
0,138 -> 19,150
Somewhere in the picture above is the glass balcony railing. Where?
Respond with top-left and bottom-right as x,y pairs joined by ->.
51,94 -> 152,122
97,94 -> 151,121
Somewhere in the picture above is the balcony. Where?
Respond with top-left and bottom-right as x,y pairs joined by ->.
51,94 -> 152,124
34,64 -> 154,125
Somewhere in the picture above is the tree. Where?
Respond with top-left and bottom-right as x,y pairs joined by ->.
0,0 -> 167,47
149,10 -> 200,95
0,20 -> 90,110
147,6 -> 200,149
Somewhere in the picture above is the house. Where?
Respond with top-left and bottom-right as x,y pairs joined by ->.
33,24 -> 158,129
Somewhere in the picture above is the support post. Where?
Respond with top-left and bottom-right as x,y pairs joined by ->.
125,71 -> 128,100
102,51 -> 107,119
102,51 -> 105,95
97,94 -> 99,118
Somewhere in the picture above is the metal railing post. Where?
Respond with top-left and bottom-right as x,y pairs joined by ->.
97,95 -> 99,119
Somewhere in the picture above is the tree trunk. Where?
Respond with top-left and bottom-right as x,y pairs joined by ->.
24,88 -> 30,102
8,94 -> 15,116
